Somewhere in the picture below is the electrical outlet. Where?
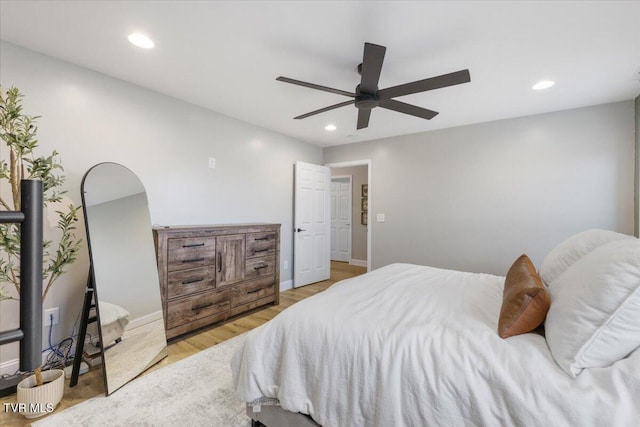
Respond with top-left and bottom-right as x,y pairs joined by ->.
44,307 -> 60,327
208,157 -> 216,169
283,260 -> 289,270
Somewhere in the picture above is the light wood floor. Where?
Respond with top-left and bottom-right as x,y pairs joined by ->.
0,261 -> 366,426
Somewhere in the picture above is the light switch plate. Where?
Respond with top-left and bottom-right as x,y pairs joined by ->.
208,157 -> 216,169
376,213 -> 385,223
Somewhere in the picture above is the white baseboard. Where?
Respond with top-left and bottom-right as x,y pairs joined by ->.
279,280 -> 293,292
0,358 -> 19,376
0,351 -> 57,376
349,259 -> 367,267
126,310 -> 163,330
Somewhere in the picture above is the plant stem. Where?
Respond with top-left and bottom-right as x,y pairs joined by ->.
35,367 -> 43,386
10,259 -> 20,295
10,148 -> 20,210
41,273 -> 56,303
0,197 -> 11,210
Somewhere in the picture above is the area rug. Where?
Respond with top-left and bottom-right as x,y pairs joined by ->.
34,334 -> 250,427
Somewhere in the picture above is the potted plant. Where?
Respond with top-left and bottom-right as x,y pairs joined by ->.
16,367 -> 65,418
0,86 -> 82,303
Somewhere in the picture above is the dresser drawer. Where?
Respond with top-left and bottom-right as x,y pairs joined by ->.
245,256 -> 276,280
167,266 -> 216,299
232,276 -> 276,308
166,289 -> 230,329
167,237 -> 216,271
246,232 -> 277,259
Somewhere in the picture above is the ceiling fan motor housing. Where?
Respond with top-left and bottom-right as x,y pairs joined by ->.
355,93 -> 379,110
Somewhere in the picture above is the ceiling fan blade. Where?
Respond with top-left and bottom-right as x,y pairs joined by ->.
359,43 -> 386,94
378,69 -> 470,99
277,76 -> 355,98
379,99 -> 439,120
294,100 -> 355,120
357,109 -> 372,129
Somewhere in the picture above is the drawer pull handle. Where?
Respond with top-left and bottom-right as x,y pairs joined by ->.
182,243 -> 205,248
253,248 -> 269,253
254,265 -> 268,270
247,289 -> 261,294
218,252 -> 222,273
182,257 -> 205,263
181,278 -> 204,285
254,237 -> 270,241
192,302 -> 213,311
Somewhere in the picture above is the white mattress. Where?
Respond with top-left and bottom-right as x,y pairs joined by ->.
232,263 -> 640,427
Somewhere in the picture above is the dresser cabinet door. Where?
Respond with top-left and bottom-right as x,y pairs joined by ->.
216,234 -> 245,287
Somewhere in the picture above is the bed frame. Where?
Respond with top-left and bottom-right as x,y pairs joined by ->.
247,403 -> 320,427
0,180 -> 44,396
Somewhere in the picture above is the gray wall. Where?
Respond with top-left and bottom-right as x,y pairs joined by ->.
331,165 -> 368,261
635,95 -> 639,237
324,101 -> 636,275
0,41 -> 321,369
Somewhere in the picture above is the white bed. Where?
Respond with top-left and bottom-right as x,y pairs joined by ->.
232,259 -> 640,427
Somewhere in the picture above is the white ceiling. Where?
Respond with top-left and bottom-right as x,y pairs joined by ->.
1,1 -> 639,147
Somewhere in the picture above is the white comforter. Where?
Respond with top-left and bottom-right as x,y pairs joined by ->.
231,263 -> 640,427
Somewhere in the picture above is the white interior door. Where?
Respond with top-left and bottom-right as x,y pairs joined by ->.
294,161 -> 331,287
330,176 -> 352,262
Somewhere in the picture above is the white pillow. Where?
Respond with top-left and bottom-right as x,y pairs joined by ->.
539,229 -> 634,286
545,238 -> 640,376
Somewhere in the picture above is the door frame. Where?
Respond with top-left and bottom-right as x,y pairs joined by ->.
330,175 -> 352,263
325,160 -> 372,272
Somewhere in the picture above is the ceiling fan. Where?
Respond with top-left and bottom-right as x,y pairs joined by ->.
276,42 -> 471,130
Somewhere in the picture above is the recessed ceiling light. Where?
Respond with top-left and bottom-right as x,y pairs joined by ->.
128,33 -> 154,49
325,124 -> 337,131
532,80 -> 555,90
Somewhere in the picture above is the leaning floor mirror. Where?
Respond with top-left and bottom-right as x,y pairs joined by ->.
81,162 -> 167,395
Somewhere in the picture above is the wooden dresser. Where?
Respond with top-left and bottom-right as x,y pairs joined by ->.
153,223 -> 280,339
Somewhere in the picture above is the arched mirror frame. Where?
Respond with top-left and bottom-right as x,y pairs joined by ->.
80,162 -> 167,395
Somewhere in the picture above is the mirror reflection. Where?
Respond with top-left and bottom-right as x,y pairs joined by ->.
81,162 -> 167,395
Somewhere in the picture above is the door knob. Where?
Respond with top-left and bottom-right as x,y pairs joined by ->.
296,228 -> 306,232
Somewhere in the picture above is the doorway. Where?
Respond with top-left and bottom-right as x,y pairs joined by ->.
331,176 -> 352,263
292,160 -> 370,289
327,160 -> 371,273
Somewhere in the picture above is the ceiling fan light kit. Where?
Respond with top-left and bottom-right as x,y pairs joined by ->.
277,42 -> 471,130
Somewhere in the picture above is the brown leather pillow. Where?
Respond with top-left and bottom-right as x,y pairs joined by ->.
498,254 -> 551,339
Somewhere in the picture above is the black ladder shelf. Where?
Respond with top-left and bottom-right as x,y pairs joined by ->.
70,270 -> 99,387
0,180 -> 44,397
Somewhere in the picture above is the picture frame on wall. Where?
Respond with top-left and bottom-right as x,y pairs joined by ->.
362,184 -> 368,197
361,198 -> 368,211
361,212 -> 368,225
